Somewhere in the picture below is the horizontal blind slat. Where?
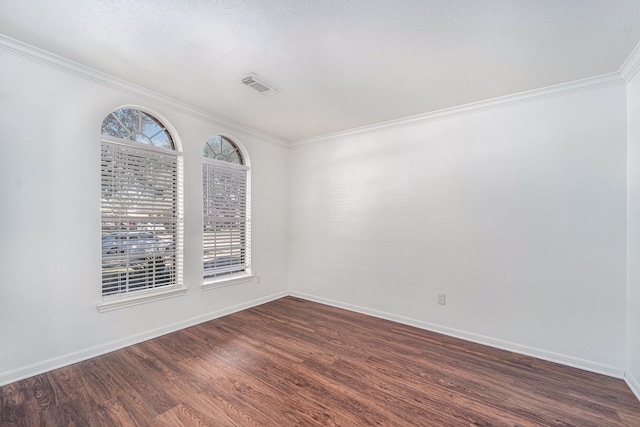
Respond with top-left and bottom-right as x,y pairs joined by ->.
101,139 -> 180,297
203,161 -> 249,278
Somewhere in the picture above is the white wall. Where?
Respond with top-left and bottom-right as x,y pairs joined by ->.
0,48 -> 289,383
0,36 -> 635,388
289,85 -> 628,373
627,69 -> 640,396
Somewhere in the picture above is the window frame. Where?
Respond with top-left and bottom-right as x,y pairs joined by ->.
202,136 -> 253,290
97,108 -> 185,312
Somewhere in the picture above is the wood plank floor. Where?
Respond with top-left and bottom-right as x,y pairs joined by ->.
1,297 -> 639,426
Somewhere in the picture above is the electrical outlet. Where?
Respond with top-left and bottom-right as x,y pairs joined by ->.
255,274 -> 261,283
438,294 -> 446,305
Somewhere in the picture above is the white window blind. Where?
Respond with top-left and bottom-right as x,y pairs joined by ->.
203,158 -> 250,279
101,137 -> 182,296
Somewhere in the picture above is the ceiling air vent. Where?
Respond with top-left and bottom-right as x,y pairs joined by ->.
240,73 -> 278,96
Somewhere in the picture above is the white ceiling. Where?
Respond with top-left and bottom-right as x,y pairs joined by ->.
2,0 -> 640,142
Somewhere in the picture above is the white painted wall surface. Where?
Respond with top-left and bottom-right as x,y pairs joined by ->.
0,50 -> 289,383
627,70 -> 640,396
289,86 -> 628,372
0,37 -> 635,388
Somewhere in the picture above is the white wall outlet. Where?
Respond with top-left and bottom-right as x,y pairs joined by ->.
255,274 -> 262,283
438,294 -> 446,305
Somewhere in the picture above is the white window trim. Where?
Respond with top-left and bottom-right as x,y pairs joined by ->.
97,285 -> 188,312
202,155 -> 251,281
99,132 -> 184,307
202,155 -> 249,170
202,272 -> 255,291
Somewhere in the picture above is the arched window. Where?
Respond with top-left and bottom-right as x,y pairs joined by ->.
203,135 -> 250,281
101,108 -> 174,148
203,134 -> 243,164
100,107 -> 182,299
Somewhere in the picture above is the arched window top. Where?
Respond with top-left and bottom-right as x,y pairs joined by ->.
101,107 -> 175,150
203,135 -> 243,165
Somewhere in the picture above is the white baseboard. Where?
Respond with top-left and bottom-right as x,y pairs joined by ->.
1,289 -> 629,389
627,371 -> 640,401
290,291 -> 626,379
0,291 -> 287,387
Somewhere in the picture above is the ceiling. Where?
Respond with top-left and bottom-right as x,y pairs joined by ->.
1,0 -> 640,143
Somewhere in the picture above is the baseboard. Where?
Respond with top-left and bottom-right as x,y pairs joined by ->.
0,291 -> 288,387
290,291 -> 626,379
627,371 -> 640,401
1,289 -> 628,388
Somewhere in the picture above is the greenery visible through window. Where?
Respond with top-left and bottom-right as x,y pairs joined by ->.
203,136 -> 249,280
203,135 -> 243,164
102,108 -> 174,149
100,108 -> 181,297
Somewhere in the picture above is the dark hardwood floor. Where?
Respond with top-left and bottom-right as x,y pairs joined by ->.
1,296 -> 639,426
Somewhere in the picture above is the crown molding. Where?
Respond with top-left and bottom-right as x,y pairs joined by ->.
2,32 -> 633,149
620,40 -> 640,83
291,72 -> 625,147
0,34 -> 289,148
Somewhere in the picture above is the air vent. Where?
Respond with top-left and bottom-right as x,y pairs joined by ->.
240,73 -> 278,96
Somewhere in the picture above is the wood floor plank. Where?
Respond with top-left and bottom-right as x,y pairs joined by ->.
42,398 -> 92,427
44,364 -> 85,406
2,296 -> 639,426
153,403 -> 219,427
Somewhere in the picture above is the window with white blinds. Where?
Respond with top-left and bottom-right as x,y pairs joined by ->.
100,108 -> 182,298
203,136 -> 250,280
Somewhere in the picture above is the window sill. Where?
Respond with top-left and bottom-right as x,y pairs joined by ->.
202,273 -> 255,291
97,285 -> 188,313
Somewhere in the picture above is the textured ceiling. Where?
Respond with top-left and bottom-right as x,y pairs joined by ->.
1,0 -> 640,142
